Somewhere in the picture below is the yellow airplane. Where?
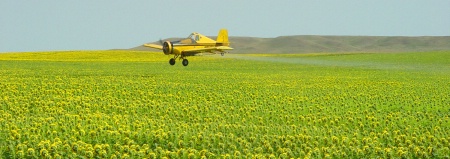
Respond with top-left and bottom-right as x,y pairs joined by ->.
143,29 -> 233,66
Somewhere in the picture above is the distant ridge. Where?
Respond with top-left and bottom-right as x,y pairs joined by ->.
131,36 -> 450,53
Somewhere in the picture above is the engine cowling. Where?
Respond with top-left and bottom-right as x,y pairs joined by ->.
162,41 -> 173,55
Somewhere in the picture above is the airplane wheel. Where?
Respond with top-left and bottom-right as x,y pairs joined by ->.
182,59 -> 189,66
169,58 -> 176,65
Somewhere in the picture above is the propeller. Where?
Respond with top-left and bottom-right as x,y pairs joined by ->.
162,41 -> 173,55
159,38 -> 170,54
158,38 -> 181,55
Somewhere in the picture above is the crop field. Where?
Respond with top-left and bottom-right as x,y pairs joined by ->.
0,51 -> 449,158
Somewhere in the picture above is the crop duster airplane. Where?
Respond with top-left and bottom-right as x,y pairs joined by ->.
143,29 -> 233,66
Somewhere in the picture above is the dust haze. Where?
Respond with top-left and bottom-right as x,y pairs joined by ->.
222,54 -> 449,73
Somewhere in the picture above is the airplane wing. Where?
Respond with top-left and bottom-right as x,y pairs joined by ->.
143,44 -> 163,50
183,46 -> 233,53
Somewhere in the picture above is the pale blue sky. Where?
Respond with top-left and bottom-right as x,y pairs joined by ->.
1,0 -> 449,52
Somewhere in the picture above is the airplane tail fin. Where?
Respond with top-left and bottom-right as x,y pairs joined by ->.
216,29 -> 229,46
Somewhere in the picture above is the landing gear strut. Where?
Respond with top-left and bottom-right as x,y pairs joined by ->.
169,54 -> 189,66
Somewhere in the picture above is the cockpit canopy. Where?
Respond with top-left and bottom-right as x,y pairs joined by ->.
187,33 -> 201,42
182,32 -> 215,44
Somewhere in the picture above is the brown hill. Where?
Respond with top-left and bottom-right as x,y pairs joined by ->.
131,36 -> 450,53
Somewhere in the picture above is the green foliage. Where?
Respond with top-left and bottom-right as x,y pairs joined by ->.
0,51 -> 449,158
